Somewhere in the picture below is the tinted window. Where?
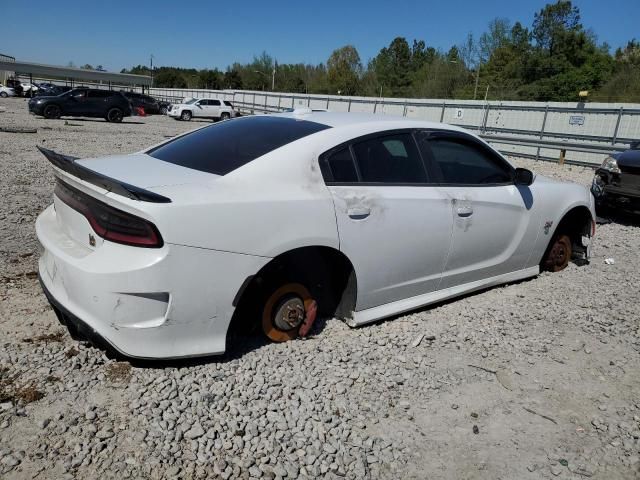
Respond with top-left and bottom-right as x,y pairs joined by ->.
71,89 -> 87,98
420,136 -> 512,185
148,116 -> 331,176
88,90 -> 112,98
325,147 -> 357,182
211,100 -> 221,106
352,133 -> 428,183
224,101 -> 233,107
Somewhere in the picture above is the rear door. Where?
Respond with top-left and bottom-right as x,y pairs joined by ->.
209,99 -> 221,118
322,130 -> 452,311
86,90 -> 112,115
416,131 -> 533,289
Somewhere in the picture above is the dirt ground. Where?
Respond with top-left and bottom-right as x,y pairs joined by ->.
0,97 -> 638,479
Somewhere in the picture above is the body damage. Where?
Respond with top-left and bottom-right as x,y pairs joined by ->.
36,113 -> 594,358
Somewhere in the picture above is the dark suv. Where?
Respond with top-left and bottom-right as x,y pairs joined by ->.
591,142 -> 640,215
28,88 -> 133,122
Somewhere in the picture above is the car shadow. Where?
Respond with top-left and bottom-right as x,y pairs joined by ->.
67,118 -> 146,125
597,211 -> 640,228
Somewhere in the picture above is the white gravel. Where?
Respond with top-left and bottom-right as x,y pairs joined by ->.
1,97 -> 639,479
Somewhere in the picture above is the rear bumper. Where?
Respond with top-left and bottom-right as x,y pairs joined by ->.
40,274 -> 120,355
36,204 -> 269,359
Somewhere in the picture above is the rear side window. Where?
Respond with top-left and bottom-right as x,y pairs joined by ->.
420,135 -> 512,185
352,133 -> 428,183
148,116 -> 331,176
211,100 -> 221,106
325,147 -> 358,182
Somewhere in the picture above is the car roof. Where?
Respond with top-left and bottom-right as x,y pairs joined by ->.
272,111 -> 468,133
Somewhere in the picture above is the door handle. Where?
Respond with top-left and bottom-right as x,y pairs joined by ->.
347,207 -> 371,219
456,206 -> 473,217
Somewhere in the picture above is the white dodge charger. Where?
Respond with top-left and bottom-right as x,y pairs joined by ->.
36,110 -> 595,359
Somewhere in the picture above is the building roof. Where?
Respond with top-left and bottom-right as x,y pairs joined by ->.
0,59 -> 151,86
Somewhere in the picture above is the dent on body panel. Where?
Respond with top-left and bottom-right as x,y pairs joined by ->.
336,188 -> 385,215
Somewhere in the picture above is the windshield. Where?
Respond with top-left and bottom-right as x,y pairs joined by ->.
148,116 -> 330,176
185,98 -> 198,105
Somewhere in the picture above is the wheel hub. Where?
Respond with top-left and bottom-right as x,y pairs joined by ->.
551,243 -> 567,265
273,295 -> 305,331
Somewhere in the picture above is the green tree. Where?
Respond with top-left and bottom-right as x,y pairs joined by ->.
479,18 -> 511,61
154,71 -> 187,88
223,68 -> 243,89
327,45 -> 362,95
532,0 -> 581,56
370,37 -> 412,96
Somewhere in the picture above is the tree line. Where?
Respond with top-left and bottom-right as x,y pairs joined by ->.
121,1 -> 640,102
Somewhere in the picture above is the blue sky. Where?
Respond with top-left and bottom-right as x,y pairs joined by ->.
3,0 -> 638,72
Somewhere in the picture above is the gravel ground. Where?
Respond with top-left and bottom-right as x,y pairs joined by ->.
1,97 -> 639,479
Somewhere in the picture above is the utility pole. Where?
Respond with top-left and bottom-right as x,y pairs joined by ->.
473,55 -> 482,100
272,67 -> 275,91
150,54 -> 154,91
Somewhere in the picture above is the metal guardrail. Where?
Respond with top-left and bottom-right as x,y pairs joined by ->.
228,100 -> 623,168
7,76 -> 634,168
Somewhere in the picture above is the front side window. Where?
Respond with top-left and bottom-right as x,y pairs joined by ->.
148,116 -> 331,176
419,135 -> 512,185
352,133 -> 428,183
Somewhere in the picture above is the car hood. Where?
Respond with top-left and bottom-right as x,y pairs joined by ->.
75,153 -> 219,189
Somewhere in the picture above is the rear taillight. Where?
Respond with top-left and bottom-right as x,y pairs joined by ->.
55,180 -> 163,248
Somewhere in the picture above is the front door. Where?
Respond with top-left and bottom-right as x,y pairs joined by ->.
193,100 -> 207,118
322,131 -> 453,311
417,131 -> 534,289
65,89 -> 89,115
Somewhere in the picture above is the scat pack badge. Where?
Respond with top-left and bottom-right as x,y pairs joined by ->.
544,221 -> 553,235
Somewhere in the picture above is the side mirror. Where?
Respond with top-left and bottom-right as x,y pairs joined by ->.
514,168 -> 534,186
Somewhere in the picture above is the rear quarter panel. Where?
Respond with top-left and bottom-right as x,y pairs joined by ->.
146,138 -> 340,258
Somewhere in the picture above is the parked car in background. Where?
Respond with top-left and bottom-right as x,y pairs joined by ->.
35,112 -> 595,359
168,98 -> 236,121
21,82 -> 39,97
6,79 -> 23,96
158,100 -> 171,115
0,84 -> 15,97
122,92 -> 165,114
591,142 -> 640,215
29,88 -> 132,122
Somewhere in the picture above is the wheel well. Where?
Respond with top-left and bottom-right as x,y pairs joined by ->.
546,205 -> 593,265
228,246 -> 357,335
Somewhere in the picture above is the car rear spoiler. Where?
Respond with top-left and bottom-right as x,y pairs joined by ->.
37,146 -> 171,203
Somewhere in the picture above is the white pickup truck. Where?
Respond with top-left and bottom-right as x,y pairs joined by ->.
168,98 -> 236,121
